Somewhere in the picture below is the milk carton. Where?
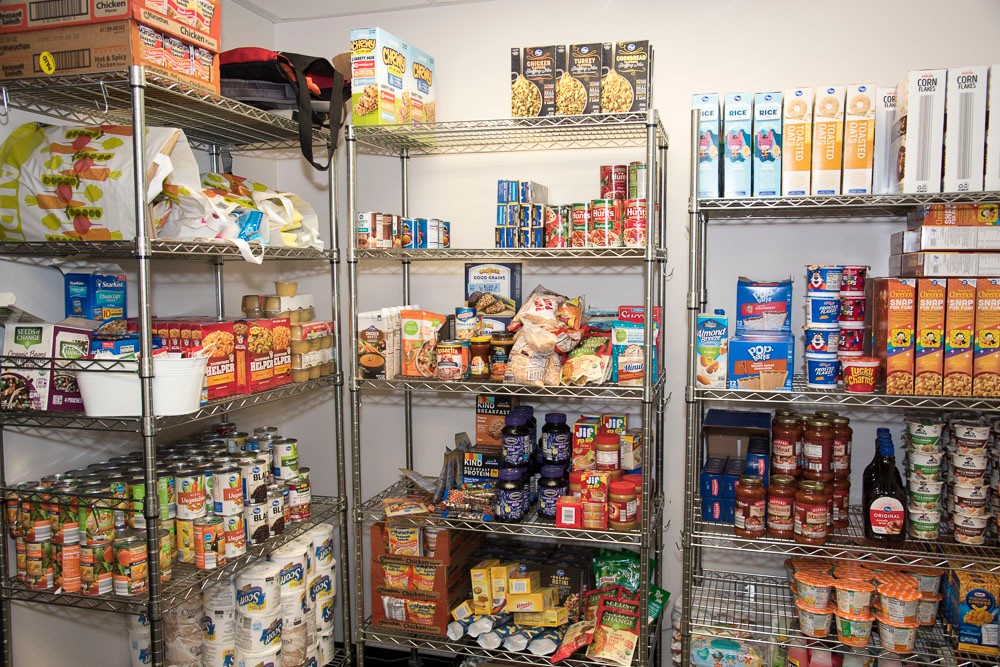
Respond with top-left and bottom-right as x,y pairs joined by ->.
350,27 -> 410,126
752,92 -> 782,197
893,69 -> 947,194
944,65 -> 988,193
873,87 -> 897,194
987,66 -> 1000,191
410,46 -> 436,124
723,93 -> 753,198
842,84 -> 877,194
693,93 -> 721,199
696,310 -> 728,388
782,88 -> 814,196
812,86 -> 846,195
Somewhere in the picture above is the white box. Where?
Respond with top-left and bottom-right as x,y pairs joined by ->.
723,92 -> 753,198
944,65 -> 988,193
893,69 -> 947,193
889,227 -> 1000,254
985,65 -> 1000,191
350,27 -> 411,126
752,92 -> 782,197
842,84 -> 877,194
410,45 -> 435,123
894,252 -> 998,278
812,85 -> 846,195
873,87 -> 897,194
693,93 -> 721,198
782,88 -> 814,196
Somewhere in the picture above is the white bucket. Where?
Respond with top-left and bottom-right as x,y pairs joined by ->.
318,633 -> 336,665
235,610 -> 283,654
235,561 -> 282,616
269,545 -> 308,592
202,580 -> 236,610
236,645 -> 282,667
305,524 -> 335,569
201,607 -> 237,645
77,355 -> 209,417
128,631 -> 151,667
201,642 -> 236,667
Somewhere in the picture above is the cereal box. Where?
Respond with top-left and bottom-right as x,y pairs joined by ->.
752,92 -> 782,198
812,86 -> 846,196
842,84 -> 877,194
517,46 -> 557,117
410,46 -> 435,124
234,318 -> 272,394
692,93 -> 721,199
871,278 -> 916,394
944,65 -> 989,193
893,69 -> 947,194
722,93 -> 753,198
782,88 -> 814,196
914,279 -> 946,395
873,87 -> 897,194
475,394 -> 518,448
695,311 -> 728,388
351,27 -> 410,126
908,204 -> 1000,227
556,43 -> 602,115
986,65 -> 1000,191
604,41 -> 652,113
974,278 -> 1000,397
944,279 -> 976,397
188,319 -> 237,400
727,335 -> 794,391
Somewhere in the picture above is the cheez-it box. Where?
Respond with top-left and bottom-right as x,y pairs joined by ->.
974,279 -> 1000,398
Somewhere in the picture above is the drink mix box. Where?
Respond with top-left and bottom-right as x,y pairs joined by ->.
974,279 -> 1000,397
722,93 -> 752,198
692,94 -> 721,199
351,27 -> 410,125
842,84 -> 877,194
873,87 -> 897,194
696,311 -> 728,389
871,278 -> 916,394
782,88 -> 813,196
811,85 -> 846,195
944,65 -> 988,193
752,92 -> 782,197
893,69 -> 947,193
944,278 -> 977,397
914,278 -> 946,395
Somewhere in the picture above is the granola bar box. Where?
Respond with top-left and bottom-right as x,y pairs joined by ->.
351,27 -> 411,126
727,335 -> 794,391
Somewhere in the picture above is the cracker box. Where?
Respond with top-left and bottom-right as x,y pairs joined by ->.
722,93 -> 753,198
727,335 -> 794,391
811,86 -> 846,195
893,69 -> 947,194
696,311 -> 728,388
987,65 -> 1000,191
556,43 -> 602,115
410,46 -> 435,124
64,273 -> 127,321
752,92 -> 782,197
914,279 -> 946,395
475,394 -> 518,448
944,278 -> 976,397
842,84 -> 877,194
0,316 -> 91,412
604,40 -> 652,113
944,65 -> 989,193
517,46 -> 556,117
782,88 -> 814,196
871,278 -> 916,394
974,278 -> 1000,397
873,87 -> 897,194
351,27 -> 410,126
693,94 -> 721,199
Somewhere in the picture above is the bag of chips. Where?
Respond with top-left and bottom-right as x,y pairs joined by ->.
550,620 -> 595,664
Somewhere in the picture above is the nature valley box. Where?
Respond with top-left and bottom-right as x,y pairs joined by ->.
974,279 -> 1000,397
351,27 -> 410,125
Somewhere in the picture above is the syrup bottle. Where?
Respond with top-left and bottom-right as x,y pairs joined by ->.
862,430 -> 907,541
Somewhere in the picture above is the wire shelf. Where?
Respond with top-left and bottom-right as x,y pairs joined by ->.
358,376 -> 663,401
0,240 -> 329,261
352,113 -> 668,156
696,192 -> 1000,219
361,479 -> 662,546
323,647 -> 352,667
1,496 -> 345,614
1,70 -> 330,151
354,247 -> 667,261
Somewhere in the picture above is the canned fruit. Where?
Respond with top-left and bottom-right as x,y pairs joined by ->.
875,612 -> 920,653
53,543 -> 81,593
112,536 -> 148,596
834,579 -> 875,616
79,541 -> 113,596
176,518 -> 195,564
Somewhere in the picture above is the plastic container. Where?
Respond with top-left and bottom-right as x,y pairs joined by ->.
953,513 -> 989,544
834,579 -> 876,616
805,293 -> 841,327
839,296 -> 866,323
805,353 -> 840,388
953,421 -> 991,448
949,453 -> 989,485
904,566 -> 945,598
794,600 -> 835,638
915,593 -> 942,626
875,571 -> 919,589
908,507 -> 941,540
794,571 -> 835,608
833,565 -> 875,583
907,478 -> 943,510
951,483 -> 989,516
905,419 -> 944,452
838,323 -> 865,352
877,583 -> 921,624
806,265 -> 843,292
835,610 -> 875,647
838,355 -> 878,393
804,328 -> 840,353
907,450 -> 943,480
876,612 -> 920,653
77,355 -> 209,417
840,265 -> 869,295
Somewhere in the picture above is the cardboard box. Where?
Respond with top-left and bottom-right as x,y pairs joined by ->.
812,85 -> 846,195
475,394 -> 518,448
695,311 -> 728,388
620,429 -> 642,471
914,279 -> 947,395
558,43 -> 602,115
188,319 -> 236,400
782,88 -> 813,196
727,335 -> 794,391
351,27 -> 410,125
90,336 -> 162,355
234,318 -> 272,394
871,278 -> 916,394
692,93 -> 721,199
893,69 -> 947,193
514,606 -> 569,628
64,273 -> 126,321
604,40 -> 651,113
490,562 -> 519,613
908,204 -> 1000,227
539,559 -> 588,621
722,92 -> 752,198
944,65 -> 989,193
974,278 -> 1000,397
700,456 -> 726,498
892,227 -> 1000,253
462,447 -> 502,483
464,263 -> 521,319
356,311 -> 386,380
507,587 -> 558,613
701,409 -> 771,458
572,415 -> 599,470
520,45 -> 557,117
945,278 -> 977,396
410,45 -> 435,123
873,87 -> 897,194
579,470 -> 612,504
987,65 -> 1000,191
944,569 -> 1000,655
894,252 -> 1000,278
0,20 -> 218,93
722,457 -> 744,498
842,84 -> 877,194
509,571 -> 541,595
470,559 -> 499,614
752,92 -> 782,197
269,316 -> 291,388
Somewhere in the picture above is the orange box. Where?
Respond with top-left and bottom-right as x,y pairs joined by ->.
974,279 -> 1000,398
235,319 -> 273,394
944,279 -> 977,397
188,319 -> 236,400
871,278 -> 916,394
579,470 -> 612,504
914,279 -> 946,395
908,204 -> 1000,228
811,85 -> 846,195
269,317 -> 292,389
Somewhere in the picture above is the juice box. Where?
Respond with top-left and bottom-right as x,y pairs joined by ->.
811,86 -> 846,195
973,278 -> 1000,397
944,65 -> 989,193
782,88 -> 814,196
752,92 -> 782,197
893,69 -> 947,194
944,279 -> 977,397
696,311 -> 728,388
350,27 -> 410,126
873,87 -> 897,194
572,416 -> 600,470
692,94 -> 721,199
722,93 -> 753,198
842,84 -> 877,194
871,278 -> 916,395
987,65 -> 1000,191
914,279 -> 946,395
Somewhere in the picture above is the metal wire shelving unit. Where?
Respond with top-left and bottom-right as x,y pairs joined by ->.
681,108 -> 1000,666
346,112 -> 669,667
0,66 -> 350,667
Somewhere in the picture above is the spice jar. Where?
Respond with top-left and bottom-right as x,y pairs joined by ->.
609,481 -> 638,531
831,416 -> 853,475
595,432 -> 621,471
489,332 -> 515,382
794,480 -> 830,545
772,416 -> 803,478
495,468 -> 526,522
767,475 -> 797,539
802,418 -> 834,480
734,475 -> 766,539
469,335 -> 492,380
832,476 -> 851,528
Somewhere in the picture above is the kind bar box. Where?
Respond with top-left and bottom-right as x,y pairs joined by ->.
871,278 -> 916,394
517,46 -> 556,117
410,46 -> 435,123
695,311 -> 728,388
873,87 -> 897,194
842,84 -> 877,194
723,93 -> 753,198
727,335 -> 793,391
693,93 -> 721,199
914,278 -> 946,395
752,92 -> 782,197
987,65 -> 1000,191
893,69 -> 947,193
602,40 -> 651,113
974,279 -> 1000,397
944,65 -> 988,193
555,43 -> 602,115
782,88 -> 814,196
944,278 -> 977,397
64,273 -> 126,321
475,394 -> 518,447
812,85 -> 846,195
351,27 -> 410,125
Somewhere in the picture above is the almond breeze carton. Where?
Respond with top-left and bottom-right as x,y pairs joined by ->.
842,84 -> 877,194
752,92 -> 782,197
723,93 -> 753,198
812,85 -> 846,195
782,88 -> 813,196
696,310 -> 728,388
693,93 -> 721,198
893,69 -> 947,194
944,65 -> 988,193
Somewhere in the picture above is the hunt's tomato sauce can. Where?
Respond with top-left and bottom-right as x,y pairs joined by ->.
624,198 -> 647,248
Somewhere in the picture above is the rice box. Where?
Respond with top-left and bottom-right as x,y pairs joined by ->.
987,65 -> 1000,192
944,65 -> 988,193
727,335 -> 794,391
692,94 -> 721,199
696,311 -> 728,388
752,92 -> 782,197
722,93 -> 753,198
1,313 -> 92,412
64,273 -> 127,321
893,69 -> 947,194
873,87 -> 897,194
842,84 -> 877,194
410,46 -> 436,123
350,27 -> 410,126
611,319 -> 658,386
782,88 -> 814,196
812,85 -> 846,196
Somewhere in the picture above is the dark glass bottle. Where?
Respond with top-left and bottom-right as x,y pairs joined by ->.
863,431 -> 907,541
540,412 -> 571,465
861,427 -> 891,495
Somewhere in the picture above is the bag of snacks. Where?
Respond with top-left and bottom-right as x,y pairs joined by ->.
550,620 -> 595,664
561,328 -> 612,386
400,310 -> 446,377
586,604 -> 640,667
513,285 -> 566,330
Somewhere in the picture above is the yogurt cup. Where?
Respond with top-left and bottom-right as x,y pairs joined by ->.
805,353 -> 840,388
951,483 -> 990,516
835,609 -> 875,647
877,583 -> 921,624
905,419 -> 944,452
806,265 -> 843,292
876,612 -> 920,653
839,296 -> 866,323
838,323 -> 866,352
834,579 -> 876,616
804,327 -> 840,353
874,571 -> 920,590
908,507 -> 942,540
904,566 -> 945,598
794,600 -> 835,638
949,453 -> 990,485
915,593 -> 942,626
805,293 -> 841,327
841,356 -> 879,393
840,265 -> 869,295
794,571 -> 836,608
908,478 -> 943,510
953,512 -> 990,544
907,450 -> 943,480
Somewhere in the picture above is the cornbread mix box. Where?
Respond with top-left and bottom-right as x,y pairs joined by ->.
727,335 -> 794,391
351,27 -> 410,125
602,40 -> 651,113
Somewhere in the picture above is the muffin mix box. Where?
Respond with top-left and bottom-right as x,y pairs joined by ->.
893,69 -> 947,194
752,92 -> 782,198
811,85 -> 846,195
973,278 -> 1000,398
914,278 -> 946,396
944,278 -> 977,397
872,87 -> 897,194
351,27 -> 410,126
842,84 -> 877,194
782,88 -> 814,196
944,65 -> 988,193
871,278 -> 916,395
692,93 -> 721,199
722,93 -> 752,198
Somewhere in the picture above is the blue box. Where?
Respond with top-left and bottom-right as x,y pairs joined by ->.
745,438 -> 769,487
700,455 -> 726,499
495,226 -> 516,248
499,179 -> 519,204
692,93 -> 721,199
90,337 -> 164,355
464,263 -> 522,318
701,499 -> 724,522
722,457 -> 744,499
728,335 -> 795,391
723,93 -> 753,198
65,273 -> 127,321
752,92 -> 783,197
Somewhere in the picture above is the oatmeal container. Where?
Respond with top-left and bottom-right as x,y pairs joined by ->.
806,265 -> 843,293
953,512 -> 989,544
805,353 -> 840,388
794,600 -> 835,638
835,610 -> 875,647
907,450 -> 943,480
794,571 -> 836,608
834,579 -> 876,616
949,453 -> 989,485
838,296 -> 866,323
877,583 -> 921,624
804,327 -> 840,353
805,293 -> 841,327
907,507 -> 941,540
906,419 -> 944,452
951,483 -> 989,516
876,613 -> 919,653
907,478 -> 943,510
840,265 -> 869,295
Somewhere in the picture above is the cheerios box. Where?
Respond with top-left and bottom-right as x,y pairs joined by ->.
727,335 -> 794,392
974,279 -> 1000,397
752,92 -> 782,198
871,278 -> 916,394
782,88 -> 814,196
914,279 -> 946,396
692,93 -> 721,199
723,93 -> 753,198
812,85 -> 846,196
351,27 -> 410,126
696,311 -> 728,389
410,46 -> 435,124
945,279 -> 976,397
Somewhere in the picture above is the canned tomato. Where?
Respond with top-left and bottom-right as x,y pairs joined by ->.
599,165 -> 615,198
245,503 -> 270,545
175,469 -> 207,520
544,206 -> 569,248
589,199 -> 622,247
48,489 -> 80,546
628,162 -> 647,199
224,513 -> 247,559
19,487 -> 51,542
112,535 -> 148,596
570,203 -> 590,247
194,516 -> 225,570
624,198 -> 647,248
242,459 -> 270,505
286,477 -> 311,523
176,518 -> 195,564
267,492 -> 285,537
272,439 -> 299,480
79,540 -> 113,596
435,340 -> 464,380
54,543 -> 81,593
25,540 -> 54,590
77,482 -> 114,545
212,466 -> 244,516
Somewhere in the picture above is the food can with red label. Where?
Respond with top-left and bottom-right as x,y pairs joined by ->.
599,165 -> 615,198
589,199 -> 623,248
15,538 -> 25,582
224,513 -> 247,559
194,516 -> 225,570
612,165 -> 628,199
570,203 -> 590,247
54,542 -> 81,593
49,486 -> 80,545
24,539 -> 54,591
628,162 -> 647,199
79,540 -> 112,596
287,477 -> 311,523
624,198 -> 648,248
544,205 -> 569,248
112,534 -> 148,596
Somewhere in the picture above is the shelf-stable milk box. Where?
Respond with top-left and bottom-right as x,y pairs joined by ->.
752,92 -> 782,197
893,69 -> 947,193
782,88 -> 814,196
944,65 -> 988,193
723,93 -> 753,198
873,87 -> 897,194
812,85 -> 846,195
987,65 -> 1000,191
693,94 -> 721,198
842,84 -> 877,194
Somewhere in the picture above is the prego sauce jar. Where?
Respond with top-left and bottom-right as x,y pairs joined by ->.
767,475 -> 797,539
734,475 -> 766,539
802,418 -> 834,479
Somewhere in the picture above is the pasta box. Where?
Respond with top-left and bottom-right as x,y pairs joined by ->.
727,335 -> 794,391
185,319 -> 236,400
234,318 -> 273,395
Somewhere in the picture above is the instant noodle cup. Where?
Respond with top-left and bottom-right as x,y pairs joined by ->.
794,599 -> 835,638
915,593 -> 942,625
876,612 -> 920,653
951,483 -> 989,516
907,507 -> 941,540
907,450 -> 943,480
949,453 -> 989,485
834,609 -> 875,646
839,295 -> 866,323
834,579 -> 876,615
907,478 -> 943,510
804,327 -> 840,353
877,583 -> 921,624
904,566 -> 945,598
905,419 -> 944,452
841,355 -> 879,393
953,512 -> 990,545
794,571 -> 835,608
838,323 -> 865,352
875,571 -> 919,589
805,353 -> 839,388
840,265 -> 869,295
806,265 -> 843,292
805,293 -> 841,327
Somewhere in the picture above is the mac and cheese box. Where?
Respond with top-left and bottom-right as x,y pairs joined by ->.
974,278 -> 1000,397
812,85 -> 846,195
842,84 -> 877,195
723,93 -> 753,198
914,278 -> 946,395
871,278 -> 916,395
944,278 -> 977,397
782,88 -> 813,196
873,87 -> 897,194
893,69 -> 947,193
692,94 -> 721,199
351,27 -> 410,126
752,92 -> 782,197
944,65 -> 988,193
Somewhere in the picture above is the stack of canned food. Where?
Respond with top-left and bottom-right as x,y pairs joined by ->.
4,421 -> 315,598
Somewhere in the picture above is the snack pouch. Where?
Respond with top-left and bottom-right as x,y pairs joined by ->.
527,626 -> 566,655
586,606 -> 639,667
400,309 -> 446,377
562,329 -> 613,386
551,620 -> 595,664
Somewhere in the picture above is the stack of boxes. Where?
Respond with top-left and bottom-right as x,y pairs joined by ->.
727,278 -> 794,392
496,179 -> 550,249
699,438 -> 769,525
943,567 -> 1000,656
891,204 -> 1000,278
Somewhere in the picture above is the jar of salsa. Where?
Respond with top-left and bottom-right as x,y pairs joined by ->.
831,416 -> 853,475
815,410 -> 839,421
794,480 -> 829,545
832,476 -> 851,529
766,475 -> 797,539
489,332 -> 515,382
734,475 -> 766,539
802,418 -> 834,480
772,416 -> 802,478
469,336 -> 492,380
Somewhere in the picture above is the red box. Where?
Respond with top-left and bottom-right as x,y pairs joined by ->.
235,319 -> 273,394
187,319 -> 236,400
269,317 -> 291,389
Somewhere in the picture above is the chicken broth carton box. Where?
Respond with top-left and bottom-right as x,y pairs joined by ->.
893,69 -> 947,194
812,86 -> 846,195
973,279 -> 1000,398
782,88 -> 813,196
723,93 -> 753,198
842,84 -> 877,194
752,92 -> 782,197
944,65 -> 988,193
351,27 -> 410,126
692,94 -> 721,199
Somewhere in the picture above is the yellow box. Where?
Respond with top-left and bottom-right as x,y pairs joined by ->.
451,600 -> 474,621
782,88 -> 813,196
509,571 -> 541,595
470,559 -> 500,615
507,587 -> 559,612
842,84 -> 877,195
812,85 -> 846,195
514,606 -> 570,627
490,562 -> 519,613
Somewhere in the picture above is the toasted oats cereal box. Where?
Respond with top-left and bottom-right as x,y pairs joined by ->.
693,93 -> 721,198
873,87 -> 897,194
812,86 -> 846,195
987,65 -> 1000,192
351,28 -> 410,126
696,311 -> 728,389
872,278 -> 916,395
723,93 -> 753,198
782,88 -> 813,196
944,278 -> 976,397
973,279 -> 1000,397
842,84 -> 877,194
944,65 -> 988,193
893,69 -> 947,194
752,92 -> 782,197
914,278 -> 946,395
410,46 -> 435,124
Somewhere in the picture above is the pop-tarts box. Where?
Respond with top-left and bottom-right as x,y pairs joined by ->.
728,335 -> 795,391
693,93 -> 721,198
65,273 -> 127,321
699,456 -> 726,499
752,92 -> 782,197
723,93 -> 753,198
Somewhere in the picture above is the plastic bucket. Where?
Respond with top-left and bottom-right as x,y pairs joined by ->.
838,323 -> 865,352
77,355 -> 208,417
805,353 -> 840,388
806,265 -> 843,292
805,293 -> 841,327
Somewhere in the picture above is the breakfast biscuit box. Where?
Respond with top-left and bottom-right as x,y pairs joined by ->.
696,311 -> 728,389
974,279 -> 1000,397
692,93 -> 721,198
944,65 -> 989,193
782,88 -> 814,196
722,93 -> 753,198
812,86 -> 846,195
752,92 -> 782,197
873,88 -> 897,194
871,278 -> 916,394
893,69 -> 947,194
944,278 -> 977,397
987,65 -> 1000,191
842,84 -> 877,194
351,27 -> 410,126
914,278 -> 946,395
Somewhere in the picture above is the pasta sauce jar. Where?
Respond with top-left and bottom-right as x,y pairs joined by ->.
766,475 -> 797,539
734,475 -> 766,539
831,416 -> 853,475
794,480 -> 829,545
802,418 -> 834,479
771,416 -> 802,478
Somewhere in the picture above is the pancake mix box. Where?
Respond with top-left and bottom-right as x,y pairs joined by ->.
752,92 -> 782,197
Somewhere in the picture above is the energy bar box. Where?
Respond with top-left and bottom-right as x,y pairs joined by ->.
782,88 -> 813,196
842,84 -> 877,194
974,278 -> 1000,397
752,92 -> 782,197
723,93 -> 753,198
693,93 -> 721,199
410,46 -> 435,123
893,69 -> 947,193
944,65 -> 988,193
351,27 -> 410,125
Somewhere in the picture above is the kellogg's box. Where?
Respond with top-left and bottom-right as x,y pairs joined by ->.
727,335 -> 794,391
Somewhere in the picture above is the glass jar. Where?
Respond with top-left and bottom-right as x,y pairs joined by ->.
815,410 -> 839,421
489,332 -> 515,382
802,418 -> 834,480
469,335 -> 492,380
771,416 -> 802,478
794,480 -> 829,545
832,476 -> 851,529
734,475 -> 766,539
609,481 -> 638,531
831,416 -> 853,475
766,475 -> 797,539
538,465 -> 567,519
495,468 -> 525,522
541,413 -> 571,465
501,414 -> 530,466
595,433 -> 621,471
818,472 -> 835,529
